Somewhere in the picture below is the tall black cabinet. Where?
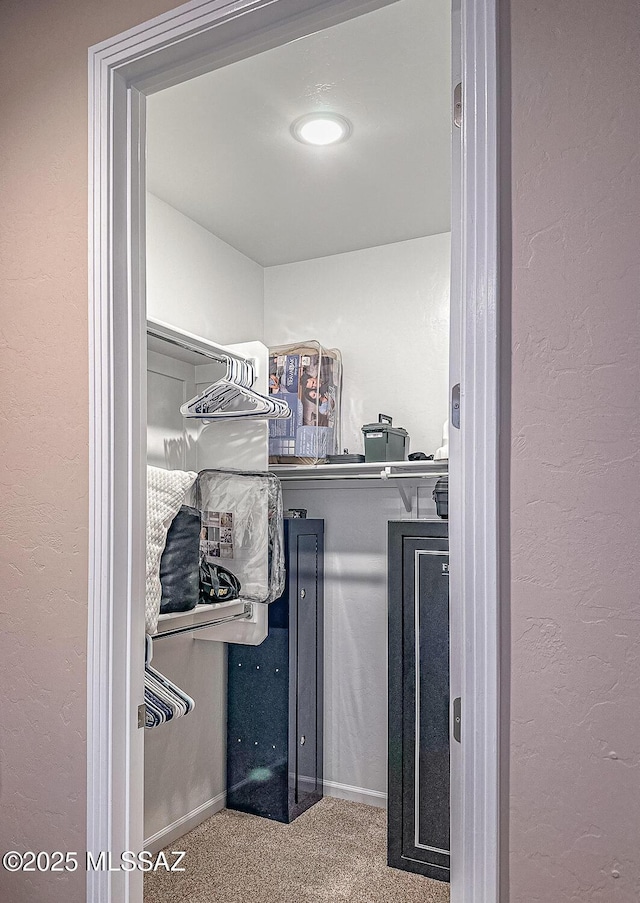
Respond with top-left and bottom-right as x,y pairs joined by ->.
226,519 -> 324,823
388,519 -> 450,883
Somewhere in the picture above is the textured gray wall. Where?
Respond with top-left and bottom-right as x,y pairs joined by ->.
508,0 -> 640,899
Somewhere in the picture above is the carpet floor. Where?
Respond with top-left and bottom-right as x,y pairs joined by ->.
144,797 -> 450,903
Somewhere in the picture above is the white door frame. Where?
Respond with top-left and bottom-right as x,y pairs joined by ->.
87,1 -> 500,901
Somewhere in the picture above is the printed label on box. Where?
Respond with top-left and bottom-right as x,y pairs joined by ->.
201,510 -> 234,560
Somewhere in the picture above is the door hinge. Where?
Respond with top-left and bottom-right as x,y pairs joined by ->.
451,383 -> 461,429
453,82 -> 463,128
452,697 -> 461,743
138,704 -> 146,729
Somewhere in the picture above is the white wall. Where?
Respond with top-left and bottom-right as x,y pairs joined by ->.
264,237 -> 449,802
144,198 -> 266,842
264,233 -> 451,457
146,193 -> 264,344
282,484 -> 439,803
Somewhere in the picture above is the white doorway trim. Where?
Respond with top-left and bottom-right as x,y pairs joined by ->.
87,1 -> 500,901
449,2 -> 501,901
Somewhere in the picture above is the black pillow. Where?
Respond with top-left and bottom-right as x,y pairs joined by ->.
159,506 -> 201,614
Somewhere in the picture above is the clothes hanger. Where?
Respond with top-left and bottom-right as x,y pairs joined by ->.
145,663 -> 194,727
181,354 -> 291,421
144,635 -> 195,728
182,382 -> 291,420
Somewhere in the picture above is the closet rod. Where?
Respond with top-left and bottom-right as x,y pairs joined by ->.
147,317 -> 251,366
153,603 -> 253,640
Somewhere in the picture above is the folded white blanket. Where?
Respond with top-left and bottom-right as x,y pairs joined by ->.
146,466 -> 197,633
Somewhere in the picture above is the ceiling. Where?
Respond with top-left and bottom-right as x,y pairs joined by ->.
146,0 -> 451,267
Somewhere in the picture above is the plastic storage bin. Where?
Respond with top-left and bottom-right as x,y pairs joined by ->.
268,341 -> 342,464
433,475 -> 448,519
195,469 -> 285,604
362,414 -> 409,462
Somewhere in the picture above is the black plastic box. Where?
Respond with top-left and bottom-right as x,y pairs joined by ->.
433,476 -> 448,519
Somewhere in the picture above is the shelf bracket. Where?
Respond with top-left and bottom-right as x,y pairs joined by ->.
381,467 -> 413,512
394,480 -> 413,513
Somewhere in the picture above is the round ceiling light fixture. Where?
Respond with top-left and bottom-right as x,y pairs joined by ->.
291,113 -> 352,146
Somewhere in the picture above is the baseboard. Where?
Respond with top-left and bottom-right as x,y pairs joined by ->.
324,780 -> 387,809
144,790 -> 226,853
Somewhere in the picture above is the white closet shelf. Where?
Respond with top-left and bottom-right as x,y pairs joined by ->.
270,460 -> 448,481
155,598 -> 251,637
270,460 -> 447,513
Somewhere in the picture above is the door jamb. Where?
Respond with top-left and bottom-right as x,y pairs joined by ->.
87,1 -> 500,901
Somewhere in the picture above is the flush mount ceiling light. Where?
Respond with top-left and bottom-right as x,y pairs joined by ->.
291,113 -> 352,146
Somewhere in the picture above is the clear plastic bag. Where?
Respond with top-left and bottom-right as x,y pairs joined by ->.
195,469 -> 285,604
268,341 -> 342,464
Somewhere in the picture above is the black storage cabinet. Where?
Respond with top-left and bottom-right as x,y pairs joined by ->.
388,519 -> 449,882
226,519 -> 324,823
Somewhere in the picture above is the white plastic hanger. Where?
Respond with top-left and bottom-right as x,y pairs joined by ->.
144,635 -> 195,728
181,355 -> 291,421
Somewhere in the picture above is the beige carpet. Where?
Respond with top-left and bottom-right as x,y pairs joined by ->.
145,797 -> 450,903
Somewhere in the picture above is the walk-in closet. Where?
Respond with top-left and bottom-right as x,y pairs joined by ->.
142,1 -> 452,901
